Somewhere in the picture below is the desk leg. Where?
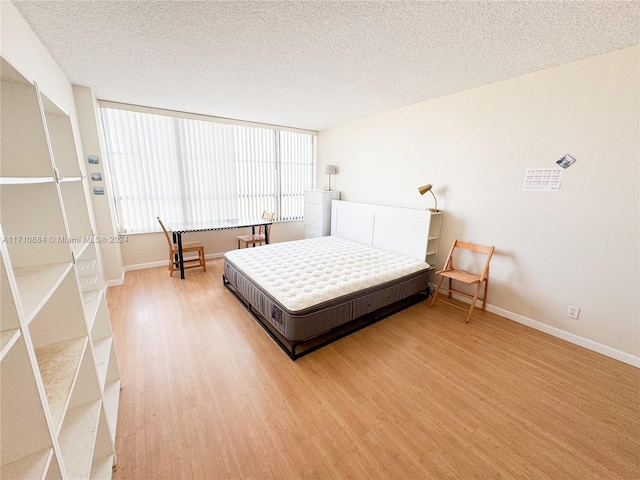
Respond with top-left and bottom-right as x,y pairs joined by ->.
251,226 -> 256,247
177,233 -> 185,279
172,232 -> 179,268
264,225 -> 269,244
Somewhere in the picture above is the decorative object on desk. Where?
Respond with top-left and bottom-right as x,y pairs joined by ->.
93,186 -> 105,195
157,217 -> 206,277
90,172 -> 102,181
418,183 -> 439,212
324,164 -> 337,191
237,211 -> 275,249
88,155 -> 99,164
556,154 -> 576,169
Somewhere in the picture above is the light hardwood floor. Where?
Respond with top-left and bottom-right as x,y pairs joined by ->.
107,259 -> 639,479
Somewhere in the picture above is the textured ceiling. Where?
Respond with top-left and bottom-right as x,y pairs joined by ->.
11,1 -> 640,131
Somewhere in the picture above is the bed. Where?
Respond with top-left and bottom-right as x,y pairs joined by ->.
223,200 -> 434,359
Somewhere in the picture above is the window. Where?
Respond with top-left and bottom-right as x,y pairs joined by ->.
99,105 -> 315,233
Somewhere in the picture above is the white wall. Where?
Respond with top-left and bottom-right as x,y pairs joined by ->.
318,47 -> 639,363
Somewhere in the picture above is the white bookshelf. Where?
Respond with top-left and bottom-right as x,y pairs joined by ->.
0,56 -> 120,479
425,211 -> 443,268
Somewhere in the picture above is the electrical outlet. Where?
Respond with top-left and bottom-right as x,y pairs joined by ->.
567,305 -> 580,319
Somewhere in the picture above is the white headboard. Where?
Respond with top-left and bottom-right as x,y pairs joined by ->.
331,200 -> 430,262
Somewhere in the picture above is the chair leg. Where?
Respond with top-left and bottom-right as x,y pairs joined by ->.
430,275 -> 445,308
481,276 -> 489,311
169,253 -> 174,277
201,247 -> 207,271
448,278 -> 453,298
466,282 -> 483,323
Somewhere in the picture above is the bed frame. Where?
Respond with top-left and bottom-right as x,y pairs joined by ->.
223,200 -> 433,360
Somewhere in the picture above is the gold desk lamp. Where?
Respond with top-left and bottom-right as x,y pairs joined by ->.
418,184 -> 439,212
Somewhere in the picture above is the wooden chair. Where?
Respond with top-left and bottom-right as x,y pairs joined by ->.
237,211 -> 275,249
157,217 -> 206,277
430,240 -> 495,323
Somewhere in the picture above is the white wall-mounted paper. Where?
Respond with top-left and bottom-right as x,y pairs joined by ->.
523,168 -> 562,191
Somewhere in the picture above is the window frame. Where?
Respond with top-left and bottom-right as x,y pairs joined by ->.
98,101 -> 317,234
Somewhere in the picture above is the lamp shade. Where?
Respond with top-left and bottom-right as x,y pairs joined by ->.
418,184 -> 433,195
324,165 -> 337,175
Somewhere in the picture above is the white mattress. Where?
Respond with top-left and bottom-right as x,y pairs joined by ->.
224,236 -> 431,312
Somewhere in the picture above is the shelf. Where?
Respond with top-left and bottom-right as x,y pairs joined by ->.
0,56 -> 120,480
2,54 -> 118,480
0,250 -> 21,331
0,182 -> 72,268
13,262 -> 72,324
92,408 -> 113,467
59,181 -> 92,238
66,344 -> 101,410
80,275 -> 101,293
41,93 -> 82,179
0,328 -> 20,361
0,177 -> 55,185
44,453 -> 62,480
71,241 -> 91,260
0,57 -> 32,85
83,289 -> 103,332
29,268 -> 88,348
103,380 -> 120,443
1,60 -> 53,178
90,455 -> 114,480
1,336 -> 53,468
34,336 -> 87,433
93,337 -> 112,391
0,447 -> 52,480
77,258 -> 98,273
90,297 -> 112,342
105,344 -> 120,385
58,399 -> 101,480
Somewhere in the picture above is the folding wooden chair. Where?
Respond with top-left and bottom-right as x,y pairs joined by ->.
237,211 -> 275,249
157,217 -> 206,277
430,240 -> 495,323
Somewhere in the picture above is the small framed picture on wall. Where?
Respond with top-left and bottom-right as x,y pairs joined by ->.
556,154 -> 576,169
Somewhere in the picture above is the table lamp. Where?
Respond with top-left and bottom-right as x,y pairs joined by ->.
324,165 -> 337,191
418,183 -> 439,212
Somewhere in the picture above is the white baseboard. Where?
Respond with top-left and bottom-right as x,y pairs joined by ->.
105,278 -> 125,289
123,252 -> 225,273
105,269 -> 125,290
430,284 -> 639,369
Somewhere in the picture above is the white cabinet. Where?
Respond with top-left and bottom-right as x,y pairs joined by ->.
0,57 -> 120,480
426,211 -> 443,268
304,190 -> 340,238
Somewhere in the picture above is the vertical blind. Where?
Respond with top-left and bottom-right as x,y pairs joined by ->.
100,106 -> 315,233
